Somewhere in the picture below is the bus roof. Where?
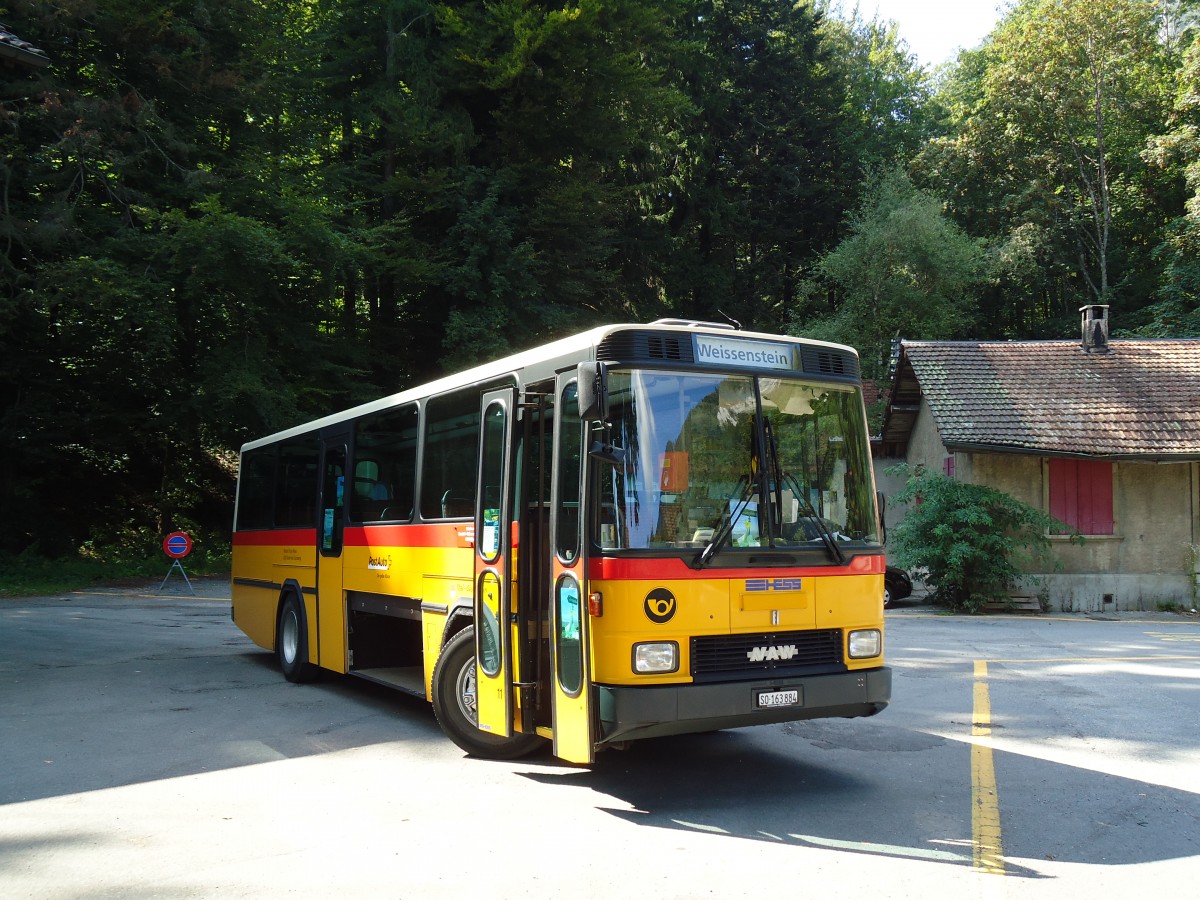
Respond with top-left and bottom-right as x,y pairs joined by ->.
239,321 -> 860,452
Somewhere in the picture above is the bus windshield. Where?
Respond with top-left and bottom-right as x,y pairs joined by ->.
595,369 -> 879,554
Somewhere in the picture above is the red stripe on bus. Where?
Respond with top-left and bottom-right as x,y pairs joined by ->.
343,523 -> 470,548
233,528 -> 317,546
588,553 -> 884,581
232,524 -> 471,549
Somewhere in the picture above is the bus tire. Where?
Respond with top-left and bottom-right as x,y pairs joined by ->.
277,593 -> 318,683
431,626 -> 542,760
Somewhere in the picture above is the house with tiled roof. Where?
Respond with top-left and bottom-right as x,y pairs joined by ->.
876,306 -> 1200,612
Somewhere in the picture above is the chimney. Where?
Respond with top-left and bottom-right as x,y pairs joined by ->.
1080,305 -> 1109,353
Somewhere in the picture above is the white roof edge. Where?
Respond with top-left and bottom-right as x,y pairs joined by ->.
240,323 -> 858,451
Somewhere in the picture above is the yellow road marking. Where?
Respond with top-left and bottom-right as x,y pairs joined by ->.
964,651 -> 1196,877
972,660 -> 1005,875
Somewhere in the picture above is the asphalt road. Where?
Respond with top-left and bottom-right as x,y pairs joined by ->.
1,580 -> 1198,898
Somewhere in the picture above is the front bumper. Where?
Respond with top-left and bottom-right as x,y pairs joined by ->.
597,667 -> 891,744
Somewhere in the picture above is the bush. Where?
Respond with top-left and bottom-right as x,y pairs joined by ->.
886,465 -> 1077,612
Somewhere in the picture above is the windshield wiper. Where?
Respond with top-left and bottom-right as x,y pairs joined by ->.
782,472 -> 846,565
692,475 -> 753,569
763,415 -> 842,563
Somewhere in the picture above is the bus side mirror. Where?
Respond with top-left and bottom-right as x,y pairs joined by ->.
877,490 -> 887,544
577,361 -> 610,421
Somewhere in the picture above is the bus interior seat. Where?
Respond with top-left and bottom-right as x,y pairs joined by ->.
441,490 -> 472,518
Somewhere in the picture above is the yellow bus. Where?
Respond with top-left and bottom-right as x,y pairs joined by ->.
231,320 -> 890,763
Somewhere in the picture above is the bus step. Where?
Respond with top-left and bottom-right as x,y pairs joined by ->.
351,666 -> 426,697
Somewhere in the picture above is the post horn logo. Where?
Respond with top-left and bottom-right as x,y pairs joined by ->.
644,588 -> 677,624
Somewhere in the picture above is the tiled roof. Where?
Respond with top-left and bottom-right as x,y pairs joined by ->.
890,339 -> 1200,460
0,24 -> 48,69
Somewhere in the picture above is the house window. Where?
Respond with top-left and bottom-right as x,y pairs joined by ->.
943,455 -> 955,478
1048,458 -> 1113,535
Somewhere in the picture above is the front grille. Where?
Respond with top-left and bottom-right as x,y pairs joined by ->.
691,629 -> 844,682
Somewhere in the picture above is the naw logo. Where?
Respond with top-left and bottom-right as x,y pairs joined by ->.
746,644 -> 799,663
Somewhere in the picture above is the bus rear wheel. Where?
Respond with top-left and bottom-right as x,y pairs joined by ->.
277,593 -> 318,683
431,625 -> 542,759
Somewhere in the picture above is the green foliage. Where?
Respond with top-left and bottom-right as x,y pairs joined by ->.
916,0 -> 1177,335
792,167 -> 985,379
818,2 -> 937,170
886,465 -> 1075,612
664,0 -> 853,327
427,0 -> 687,355
1141,33 -> 1200,335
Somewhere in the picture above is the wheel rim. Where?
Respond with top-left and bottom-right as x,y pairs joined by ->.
453,656 -> 478,725
281,609 -> 298,664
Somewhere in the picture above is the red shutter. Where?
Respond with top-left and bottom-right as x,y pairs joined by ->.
1048,459 -> 1113,535
1048,459 -> 1076,527
1078,459 -> 1113,534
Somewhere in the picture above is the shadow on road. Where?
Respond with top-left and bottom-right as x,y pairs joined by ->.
522,718 -> 1198,877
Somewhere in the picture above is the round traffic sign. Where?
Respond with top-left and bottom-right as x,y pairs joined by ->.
163,531 -> 193,559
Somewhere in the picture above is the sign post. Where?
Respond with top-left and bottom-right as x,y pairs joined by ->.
159,531 -> 196,595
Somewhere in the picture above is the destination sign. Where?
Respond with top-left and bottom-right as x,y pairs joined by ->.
693,334 -> 796,371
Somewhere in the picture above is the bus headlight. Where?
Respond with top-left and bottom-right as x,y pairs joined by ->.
848,629 -> 881,659
633,642 -> 678,674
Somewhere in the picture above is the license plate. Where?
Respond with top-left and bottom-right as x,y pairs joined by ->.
757,688 -> 800,709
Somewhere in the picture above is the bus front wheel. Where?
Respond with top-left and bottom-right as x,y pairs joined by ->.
431,625 -> 541,759
277,594 -> 318,683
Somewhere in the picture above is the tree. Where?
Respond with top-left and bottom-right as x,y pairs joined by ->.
887,465 -> 1071,612
818,1 -> 937,172
1141,26 -> 1200,334
0,0 -> 360,556
792,167 -> 985,380
917,0 -> 1176,335
664,0 -> 852,328
424,0 -> 691,367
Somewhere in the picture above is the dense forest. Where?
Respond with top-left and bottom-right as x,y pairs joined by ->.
1,0 -> 1198,563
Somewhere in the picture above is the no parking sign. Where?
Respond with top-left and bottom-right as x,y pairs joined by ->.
159,531 -> 195,595
163,531 -> 193,559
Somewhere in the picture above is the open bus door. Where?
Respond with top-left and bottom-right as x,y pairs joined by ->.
473,388 -> 518,739
316,428 -> 348,673
548,372 -> 595,763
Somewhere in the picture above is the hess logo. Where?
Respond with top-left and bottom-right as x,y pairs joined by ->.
644,588 -> 677,624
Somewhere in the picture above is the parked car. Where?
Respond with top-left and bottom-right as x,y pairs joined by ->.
884,566 -> 912,608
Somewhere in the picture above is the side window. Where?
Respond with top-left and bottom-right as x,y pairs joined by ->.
421,389 -> 482,519
555,382 -> 582,562
322,446 -> 346,553
555,574 -> 583,695
351,405 -> 418,522
275,437 -> 320,528
478,400 -> 507,561
236,448 -> 275,530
